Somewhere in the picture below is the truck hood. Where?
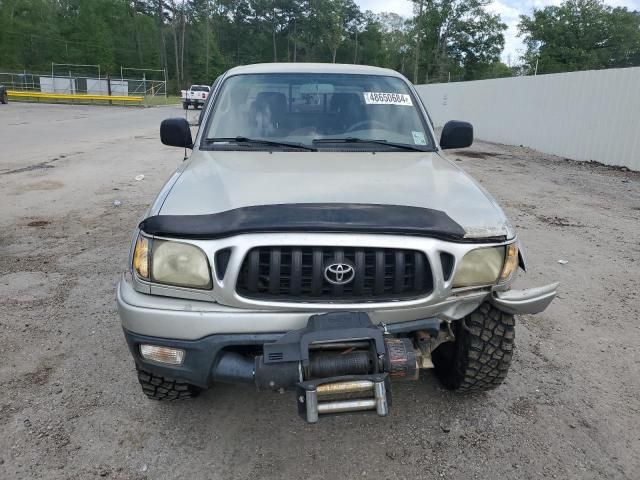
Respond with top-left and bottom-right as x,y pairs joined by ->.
158,150 -> 514,240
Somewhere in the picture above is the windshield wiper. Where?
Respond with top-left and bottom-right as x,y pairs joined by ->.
312,137 -> 431,152
204,136 -> 317,151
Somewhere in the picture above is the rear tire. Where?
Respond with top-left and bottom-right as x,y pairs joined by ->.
182,102 -> 189,110
432,303 -> 515,393
1,92 -> 7,104
136,366 -> 201,401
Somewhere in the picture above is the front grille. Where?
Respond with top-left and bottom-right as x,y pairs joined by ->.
236,246 -> 433,302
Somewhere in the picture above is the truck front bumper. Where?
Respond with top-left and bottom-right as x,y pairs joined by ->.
490,282 -> 559,315
117,274 -> 558,340
117,276 -> 557,388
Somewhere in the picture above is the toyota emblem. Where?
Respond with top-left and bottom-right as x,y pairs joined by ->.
324,262 -> 356,285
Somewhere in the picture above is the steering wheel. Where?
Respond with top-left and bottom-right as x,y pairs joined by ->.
345,120 -> 387,133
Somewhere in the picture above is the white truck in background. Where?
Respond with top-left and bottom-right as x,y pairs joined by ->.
181,85 -> 210,110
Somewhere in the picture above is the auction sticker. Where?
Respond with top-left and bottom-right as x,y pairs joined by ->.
363,92 -> 413,106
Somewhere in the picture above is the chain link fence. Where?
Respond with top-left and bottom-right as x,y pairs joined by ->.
0,63 -> 167,104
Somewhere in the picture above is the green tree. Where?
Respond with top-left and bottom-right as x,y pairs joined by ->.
0,0 -> 518,88
376,12 -> 412,75
409,0 -> 507,83
518,0 -> 640,74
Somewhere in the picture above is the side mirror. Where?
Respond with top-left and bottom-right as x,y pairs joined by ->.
440,120 -> 473,149
160,118 -> 193,148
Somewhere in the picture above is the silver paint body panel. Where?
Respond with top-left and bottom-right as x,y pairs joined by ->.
157,150 -> 515,240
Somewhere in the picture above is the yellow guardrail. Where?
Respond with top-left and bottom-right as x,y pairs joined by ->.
8,90 -> 143,103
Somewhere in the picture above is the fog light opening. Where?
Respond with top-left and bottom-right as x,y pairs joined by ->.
140,345 -> 185,366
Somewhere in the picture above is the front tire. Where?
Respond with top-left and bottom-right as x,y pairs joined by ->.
182,101 -> 189,110
136,367 -> 201,401
432,303 -> 515,393
1,91 -> 7,104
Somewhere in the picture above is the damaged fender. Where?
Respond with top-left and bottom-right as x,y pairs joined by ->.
490,282 -> 559,315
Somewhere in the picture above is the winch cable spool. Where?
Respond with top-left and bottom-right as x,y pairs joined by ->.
296,337 -> 418,422
307,350 -> 373,378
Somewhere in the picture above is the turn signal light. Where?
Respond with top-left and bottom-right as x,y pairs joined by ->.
140,345 -> 185,365
133,235 -> 150,279
500,243 -> 519,281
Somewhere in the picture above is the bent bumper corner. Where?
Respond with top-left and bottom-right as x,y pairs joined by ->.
490,282 -> 559,315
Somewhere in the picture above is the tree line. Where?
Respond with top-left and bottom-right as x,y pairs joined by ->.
0,0 -> 639,89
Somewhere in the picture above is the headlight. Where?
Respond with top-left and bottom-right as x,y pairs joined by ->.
132,235 -> 212,289
452,246 -> 505,287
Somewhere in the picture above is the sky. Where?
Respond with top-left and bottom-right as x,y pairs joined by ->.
356,0 -> 640,64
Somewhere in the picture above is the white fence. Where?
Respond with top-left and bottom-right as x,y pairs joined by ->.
86,79 -> 128,95
416,67 -> 640,170
40,76 -> 77,94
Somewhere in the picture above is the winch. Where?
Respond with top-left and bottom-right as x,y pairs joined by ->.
211,311 -> 438,423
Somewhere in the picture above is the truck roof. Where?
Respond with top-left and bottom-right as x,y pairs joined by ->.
225,63 -> 407,79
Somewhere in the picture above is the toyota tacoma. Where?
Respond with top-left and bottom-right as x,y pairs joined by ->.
117,63 -> 557,422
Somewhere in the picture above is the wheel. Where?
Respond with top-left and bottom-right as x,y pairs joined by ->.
182,102 -> 189,110
1,91 -> 7,104
136,366 -> 201,401
432,303 -> 515,393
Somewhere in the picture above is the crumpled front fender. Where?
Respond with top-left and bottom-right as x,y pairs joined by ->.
490,282 -> 559,315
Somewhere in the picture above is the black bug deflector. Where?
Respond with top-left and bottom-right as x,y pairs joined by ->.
138,203 -> 474,241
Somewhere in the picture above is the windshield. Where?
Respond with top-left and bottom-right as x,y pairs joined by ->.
192,86 -> 209,92
203,73 -> 432,150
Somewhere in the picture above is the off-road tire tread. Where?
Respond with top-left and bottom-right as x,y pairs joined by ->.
136,367 -> 201,401
436,302 -> 515,393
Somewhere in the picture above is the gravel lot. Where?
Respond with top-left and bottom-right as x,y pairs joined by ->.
1,103 -> 639,479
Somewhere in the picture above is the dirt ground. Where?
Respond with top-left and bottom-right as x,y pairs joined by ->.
1,103 -> 639,480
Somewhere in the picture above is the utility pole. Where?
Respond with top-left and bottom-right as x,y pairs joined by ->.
107,74 -> 112,106
205,0 -> 210,78
354,25 -> 359,64
413,0 -> 424,84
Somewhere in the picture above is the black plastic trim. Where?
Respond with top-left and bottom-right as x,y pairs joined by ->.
123,328 -> 283,388
440,252 -> 455,281
384,317 -> 440,336
138,203 -> 494,242
214,248 -> 232,280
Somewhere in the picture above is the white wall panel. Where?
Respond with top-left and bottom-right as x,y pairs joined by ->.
416,67 -> 640,170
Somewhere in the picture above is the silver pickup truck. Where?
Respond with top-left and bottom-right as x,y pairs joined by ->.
117,63 -> 557,423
